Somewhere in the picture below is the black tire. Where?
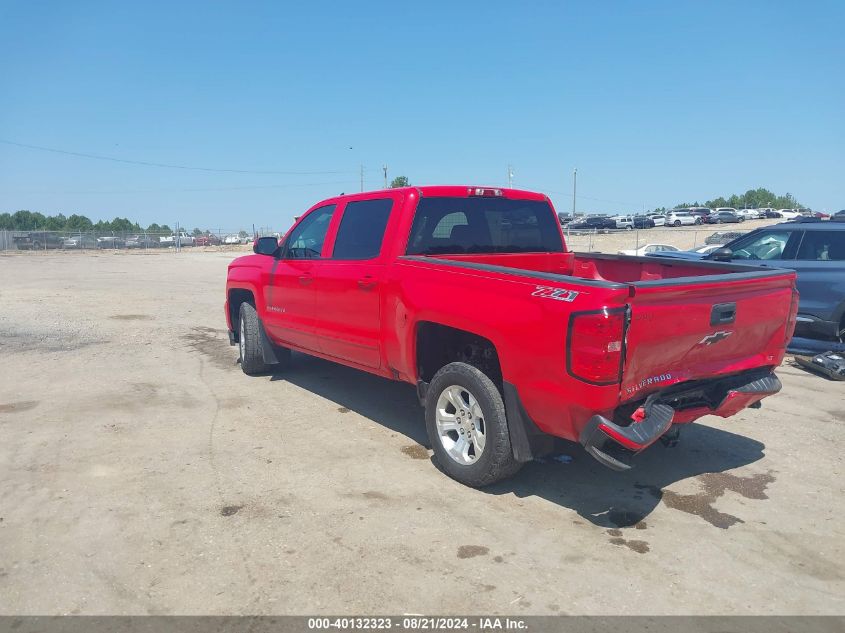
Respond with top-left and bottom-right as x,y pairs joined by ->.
425,362 -> 522,487
238,302 -> 268,375
673,220 -> 681,227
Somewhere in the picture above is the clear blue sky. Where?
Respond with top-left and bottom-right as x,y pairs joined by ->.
1,0 -> 842,230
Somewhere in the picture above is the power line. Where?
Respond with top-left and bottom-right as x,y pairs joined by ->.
0,139 -> 354,175
0,179 -> 357,196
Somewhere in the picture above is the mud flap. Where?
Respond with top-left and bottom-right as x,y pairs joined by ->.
258,319 -> 282,365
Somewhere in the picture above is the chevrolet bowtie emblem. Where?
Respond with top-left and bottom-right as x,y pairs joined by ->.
698,331 -> 733,346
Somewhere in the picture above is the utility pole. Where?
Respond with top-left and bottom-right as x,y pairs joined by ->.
572,168 -> 578,216
383,165 -> 388,189
360,163 -> 364,192
507,164 -> 514,188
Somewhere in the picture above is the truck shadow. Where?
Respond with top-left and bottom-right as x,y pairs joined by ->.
269,352 -> 428,445
270,353 -> 766,528
485,424 -> 766,528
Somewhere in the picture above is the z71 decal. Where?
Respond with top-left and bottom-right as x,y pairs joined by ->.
531,286 -> 579,302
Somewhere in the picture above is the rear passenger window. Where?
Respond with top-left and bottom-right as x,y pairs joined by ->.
332,198 -> 394,260
796,231 -> 845,261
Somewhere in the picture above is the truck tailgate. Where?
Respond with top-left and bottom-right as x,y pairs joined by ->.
621,271 -> 796,402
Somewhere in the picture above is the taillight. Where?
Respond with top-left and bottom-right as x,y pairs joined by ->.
785,288 -> 799,342
567,308 -> 627,385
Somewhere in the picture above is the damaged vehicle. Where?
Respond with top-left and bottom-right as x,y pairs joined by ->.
225,186 -> 798,487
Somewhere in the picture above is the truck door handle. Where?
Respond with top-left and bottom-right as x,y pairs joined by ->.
298,274 -> 313,286
357,277 -> 377,290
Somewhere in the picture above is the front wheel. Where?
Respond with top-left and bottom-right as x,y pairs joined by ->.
425,362 -> 522,487
238,302 -> 268,375
673,220 -> 681,227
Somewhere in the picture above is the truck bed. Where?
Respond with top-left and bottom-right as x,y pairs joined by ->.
399,250 -> 797,416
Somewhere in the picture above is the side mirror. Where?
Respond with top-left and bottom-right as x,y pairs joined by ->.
253,236 -> 279,256
710,247 -> 733,262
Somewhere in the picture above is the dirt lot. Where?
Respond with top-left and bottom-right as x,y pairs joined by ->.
1,250 -> 843,615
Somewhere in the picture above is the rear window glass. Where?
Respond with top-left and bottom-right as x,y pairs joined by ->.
406,197 -> 563,255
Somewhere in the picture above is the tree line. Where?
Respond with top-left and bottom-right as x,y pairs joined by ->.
0,210 -> 175,234
653,188 -> 804,214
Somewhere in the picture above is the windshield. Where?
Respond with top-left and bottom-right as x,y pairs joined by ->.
406,197 -> 563,255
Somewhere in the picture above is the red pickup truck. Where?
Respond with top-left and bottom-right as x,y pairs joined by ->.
225,186 -> 798,487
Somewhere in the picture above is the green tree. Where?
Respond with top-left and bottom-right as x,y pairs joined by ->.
390,176 -> 410,188
192,227 -> 203,236
66,214 -> 93,231
0,213 -> 11,229
44,213 -> 67,230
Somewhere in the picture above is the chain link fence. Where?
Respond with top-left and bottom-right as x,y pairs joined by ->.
562,225 -> 755,255
0,228 -> 283,253
1,223 -> 761,256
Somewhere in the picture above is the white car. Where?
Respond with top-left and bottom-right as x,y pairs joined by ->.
618,243 -> 680,256
736,208 -> 760,220
646,214 -> 666,227
664,210 -> 698,226
160,232 -> 195,247
223,234 -> 242,245
777,209 -> 802,220
692,244 -> 725,255
613,215 -> 634,229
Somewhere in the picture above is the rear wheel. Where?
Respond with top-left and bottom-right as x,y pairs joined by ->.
673,220 -> 681,227
425,362 -> 522,487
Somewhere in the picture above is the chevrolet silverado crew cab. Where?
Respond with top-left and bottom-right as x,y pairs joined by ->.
225,186 -> 798,487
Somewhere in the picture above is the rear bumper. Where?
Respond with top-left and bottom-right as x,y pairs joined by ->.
579,369 -> 782,471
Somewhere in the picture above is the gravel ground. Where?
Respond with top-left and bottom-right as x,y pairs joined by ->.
0,249 -> 843,615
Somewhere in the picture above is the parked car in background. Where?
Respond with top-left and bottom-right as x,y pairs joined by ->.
736,208 -> 760,220
687,207 -> 712,220
632,215 -> 655,228
160,232 -> 195,247
705,230 -> 746,245
759,207 -> 779,218
777,209 -> 802,220
61,234 -> 99,250
557,213 -> 573,225
125,235 -> 159,249
613,215 -> 634,230
195,234 -> 222,246
618,243 -> 680,256
664,210 -> 698,226
569,216 -> 617,231
223,234 -> 242,245
707,209 -> 745,224
97,235 -> 126,249
690,244 -> 725,255
646,213 -> 666,226
657,218 -> 845,353
13,232 -> 63,250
